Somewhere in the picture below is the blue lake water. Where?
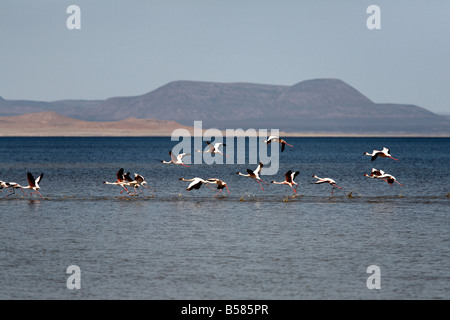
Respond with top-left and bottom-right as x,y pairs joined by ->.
0,137 -> 449,299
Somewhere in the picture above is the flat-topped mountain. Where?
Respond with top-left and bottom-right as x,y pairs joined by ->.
1,79 -> 448,135
94,81 -> 288,124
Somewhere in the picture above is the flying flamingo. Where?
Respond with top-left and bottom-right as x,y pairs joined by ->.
23,172 -> 44,199
206,178 -> 230,197
122,171 -> 140,195
161,151 -> 190,167
364,168 -> 386,179
263,135 -> 293,152
125,173 -> 152,194
179,177 -> 209,191
131,173 -> 152,193
271,170 -> 300,194
364,147 -> 398,161
103,168 -> 131,194
365,169 -> 403,186
196,141 -> 229,157
311,175 -> 343,195
236,161 -> 269,190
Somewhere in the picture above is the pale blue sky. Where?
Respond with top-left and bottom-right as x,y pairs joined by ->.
1,0 -> 449,114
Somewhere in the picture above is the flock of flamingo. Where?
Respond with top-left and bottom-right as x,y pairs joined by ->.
0,172 -> 45,199
105,136 -> 402,197
0,136 -> 403,199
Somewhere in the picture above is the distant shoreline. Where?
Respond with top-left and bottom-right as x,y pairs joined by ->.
1,111 -> 448,138
1,132 -> 449,138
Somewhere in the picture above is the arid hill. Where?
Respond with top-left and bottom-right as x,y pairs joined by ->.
0,111 -> 196,136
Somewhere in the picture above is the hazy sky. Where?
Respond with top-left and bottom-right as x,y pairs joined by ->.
1,0 -> 449,114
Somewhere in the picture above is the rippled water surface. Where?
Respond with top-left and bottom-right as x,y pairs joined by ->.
0,137 -> 448,299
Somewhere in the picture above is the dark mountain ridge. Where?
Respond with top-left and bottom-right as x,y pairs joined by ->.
1,78 -> 448,135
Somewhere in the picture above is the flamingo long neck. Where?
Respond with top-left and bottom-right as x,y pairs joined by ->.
237,172 -> 250,177
104,181 -> 122,185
